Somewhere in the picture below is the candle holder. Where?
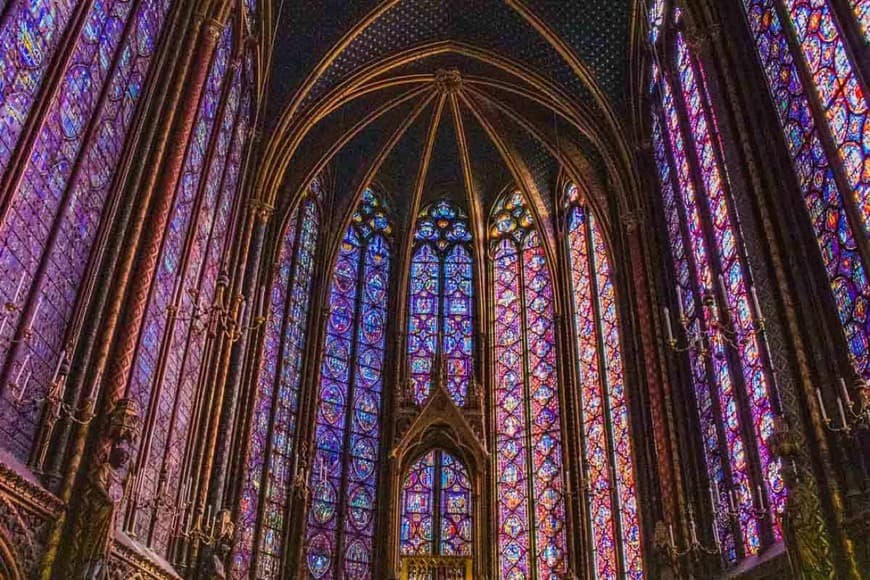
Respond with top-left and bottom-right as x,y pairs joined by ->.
177,506 -> 234,547
817,378 -> 870,435
664,284 -> 767,354
667,507 -> 720,560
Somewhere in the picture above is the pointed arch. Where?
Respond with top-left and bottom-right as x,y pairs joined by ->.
407,200 -> 474,407
489,189 -> 566,578
304,188 -> 393,579
564,183 -> 643,579
233,180 -> 322,578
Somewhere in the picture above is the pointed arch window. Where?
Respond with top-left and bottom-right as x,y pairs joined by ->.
399,449 -> 473,557
490,190 -> 566,578
407,200 -> 474,407
739,0 -> 870,385
564,184 -> 643,579
0,0 -> 173,460
305,189 -> 392,579
120,25 -> 255,554
233,181 -> 322,579
649,10 -> 783,563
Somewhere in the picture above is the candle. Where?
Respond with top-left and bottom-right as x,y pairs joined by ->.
205,503 -> 212,525
676,286 -> 685,320
14,355 -> 30,386
836,396 -> 848,427
238,298 -> 247,326
728,489 -> 737,512
839,377 -> 853,408
750,285 -> 762,320
52,349 -> 67,382
25,297 -> 42,334
689,516 -> 698,544
668,523 -> 675,548
259,285 -> 267,315
15,371 -> 31,402
712,520 -> 721,548
11,276 -> 25,304
709,485 -> 717,511
712,478 -> 720,502
664,307 -> 674,343
816,388 -> 830,423
756,484 -> 766,510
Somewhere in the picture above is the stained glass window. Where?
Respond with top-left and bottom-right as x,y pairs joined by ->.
565,184 -> 643,579
399,449 -> 473,557
233,181 -> 321,579
122,26 -> 242,552
305,189 -> 392,580
490,190 -> 566,578
740,0 -> 870,384
0,0 -> 78,177
649,16 -> 784,563
407,200 -> 474,407
853,0 -> 870,38
0,0 -> 172,460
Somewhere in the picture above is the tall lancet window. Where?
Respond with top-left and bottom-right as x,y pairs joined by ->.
0,0 -> 173,460
490,191 -> 566,578
407,199 -> 474,406
649,7 -> 783,564
233,181 -> 322,578
305,189 -> 392,579
739,0 -> 870,385
565,184 -> 643,579
399,450 -> 473,557
122,25 -> 251,553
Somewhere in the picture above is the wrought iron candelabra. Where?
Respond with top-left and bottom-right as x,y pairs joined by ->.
816,375 -> 870,435
663,281 -> 767,354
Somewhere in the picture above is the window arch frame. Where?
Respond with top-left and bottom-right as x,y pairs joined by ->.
303,186 -> 395,580
405,198 -> 476,408
234,180 -> 323,579
488,187 -> 569,580
647,2 -> 786,564
561,180 -> 644,580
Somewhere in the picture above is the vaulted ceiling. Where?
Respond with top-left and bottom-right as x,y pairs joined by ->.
257,0 -> 644,238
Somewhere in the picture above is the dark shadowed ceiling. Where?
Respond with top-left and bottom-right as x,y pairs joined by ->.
259,0 -> 641,239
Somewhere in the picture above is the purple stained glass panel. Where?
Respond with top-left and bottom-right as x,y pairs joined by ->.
660,71 -> 761,554
493,238 -> 531,580
124,25 -> 232,545
408,244 -> 440,405
0,0 -> 77,177
305,190 -> 390,579
651,113 -> 736,560
677,35 -> 783,538
400,451 -> 435,556
589,213 -> 643,578
491,191 -> 566,578
741,0 -> 870,383
0,0 -> 171,460
567,204 -> 617,578
407,200 -> 474,407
